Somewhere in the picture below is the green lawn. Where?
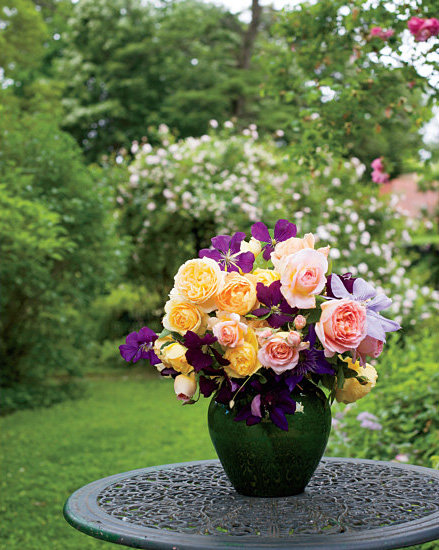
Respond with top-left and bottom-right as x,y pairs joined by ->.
0,373 -> 216,550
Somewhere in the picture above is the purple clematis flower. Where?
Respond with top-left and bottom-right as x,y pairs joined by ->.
183,331 -> 229,372
251,219 -> 297,261
119,327 -> 161,364
294,324 -> 335,376
329,274 -> 401,344
234,373 -> 298,431
251,280 -> 297,328
199,232 -> 254,273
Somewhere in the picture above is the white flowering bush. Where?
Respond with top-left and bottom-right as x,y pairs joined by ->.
116,123 -> 439,329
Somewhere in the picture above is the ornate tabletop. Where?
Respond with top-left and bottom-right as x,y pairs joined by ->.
64,457 -> 439,550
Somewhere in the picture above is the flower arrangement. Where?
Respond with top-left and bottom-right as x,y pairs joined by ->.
119,219 -> 401,431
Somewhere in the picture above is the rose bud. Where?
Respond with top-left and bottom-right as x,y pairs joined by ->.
174,374 -> 197,403
286,331 -> 301,347
294,315 -> 306,330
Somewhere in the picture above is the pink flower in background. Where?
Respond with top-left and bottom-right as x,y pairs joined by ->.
408,17 -> 439,41
371,157 -> 384,171
371,157 -> 390,184
370,27 -> 395,40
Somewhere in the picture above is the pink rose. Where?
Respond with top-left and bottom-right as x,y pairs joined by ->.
371,157 -> 384,171
294,314 -> 307,330
372,170 -> 390,184
355,335 -> 383,365
370,27 -> 394,40
315,298 -> 367,356
209,311 -> 247,348
278,248 -> 328,309
257,331 -> 309,375
370,26 -> 383,36
408,17 -> 439,41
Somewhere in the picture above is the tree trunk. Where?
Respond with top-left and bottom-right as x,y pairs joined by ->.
234,0 -> 262,118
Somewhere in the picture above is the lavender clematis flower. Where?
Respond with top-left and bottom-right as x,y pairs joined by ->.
294,324 -> 335,376
251,280 -> 297,328
199,232 -> 254,273
329,274 -> 401,344
119,327 -> 160,364
251,219 -> 297,261
326,272 -> 356,297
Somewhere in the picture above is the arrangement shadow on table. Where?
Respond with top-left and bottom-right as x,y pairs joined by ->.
64,457 -> 439,550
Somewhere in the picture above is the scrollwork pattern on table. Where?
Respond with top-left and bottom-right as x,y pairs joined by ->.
97,460 -> 439,538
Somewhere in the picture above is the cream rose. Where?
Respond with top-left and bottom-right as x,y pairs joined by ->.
154,338 -> 193,375
272,233 -> 330,269
252,268 -> 281,287
315,298 -> 367,356
240,237 -> 262,257
174,373 -> 197,403
174,257 -> 225,312
215,272 -> 257,315
335,359 -> 378,404
224,328 -> 261,378
208,311 -> 248,348
163,296 -> 208,336
278,248 -> 328,309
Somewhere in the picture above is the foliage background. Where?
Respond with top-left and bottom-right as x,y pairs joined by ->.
0,0 -> 438,548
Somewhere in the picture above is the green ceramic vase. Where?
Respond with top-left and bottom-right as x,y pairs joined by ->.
208,386 -> 332,497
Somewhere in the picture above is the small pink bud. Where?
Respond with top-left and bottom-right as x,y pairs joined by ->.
294,315 -> 306,330
287,331 -> 301,347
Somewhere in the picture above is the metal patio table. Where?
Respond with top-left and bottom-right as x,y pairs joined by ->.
64,457 -> 439,550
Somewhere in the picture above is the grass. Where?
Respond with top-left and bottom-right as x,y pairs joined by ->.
0,372 -> 216,550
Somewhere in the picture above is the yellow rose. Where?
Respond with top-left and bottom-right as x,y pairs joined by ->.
215,272 -> 257,315
154,338 -> 193,375
174,257 -> 225,312
246,318 -> 270,330
252,268 -> 281,287
224,328 -> 261,378
335,358 -> 378,404
163,296 -> 208,336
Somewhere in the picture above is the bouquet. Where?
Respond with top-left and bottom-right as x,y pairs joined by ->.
119,219 -> 400,431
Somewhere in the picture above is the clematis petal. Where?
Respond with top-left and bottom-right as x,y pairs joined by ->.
251,222 -> 271,243
353,278 -> 377,301
270,280 -> 283,304
125,331 -> 141,346
274,219 -> 297,242
138,326 -> 158,342
229,232 -> 247,254
262,244 -> 274,261
199,249 -> 223,263
256,282 -> 273,307
365,312 -> 387,341
211,235 -> 231,253
330,274 -> 352,299
250,394 -> 262,417
368,293 -> 393,312
269,407 -> 289,431
199,376 -> 218,397
235,251 -> 255,273
119,344 -> 138,362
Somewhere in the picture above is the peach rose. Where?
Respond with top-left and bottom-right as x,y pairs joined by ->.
154,338 -> 193,375
252,268 -> 281,287
258,331 -> 309,375
278,248 -> 328,309
246,318 -> 271,330
224,328 -> 261,378
335,358 -> 378,404
208,311 -> 248,348
215,272 -> 257,315
271,233 -> 330,269
174,257 -> 225,312
163,297 -> 208,336
315,298 -> 367,356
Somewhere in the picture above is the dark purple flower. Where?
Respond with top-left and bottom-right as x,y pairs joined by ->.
234,372 -> 297,431
326,273 -> 356,297
119,327 -> 160,365
328,275 -> 401,345
251,219 -> 297,261
294,324 -> 335,377
251,280 -> 297,328
182,331 -> 229,372
199,232 -> 254,273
